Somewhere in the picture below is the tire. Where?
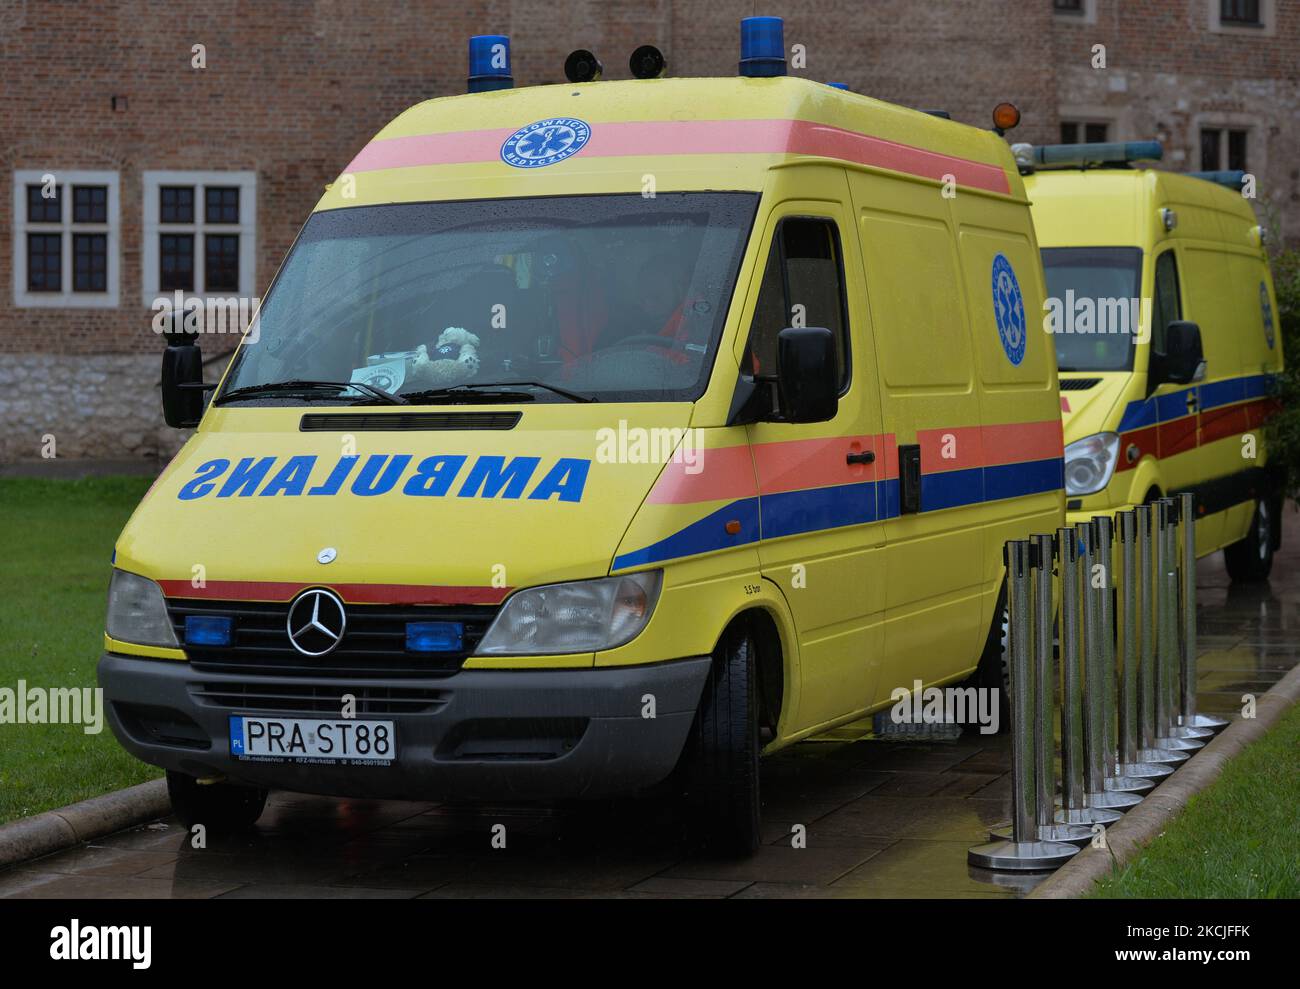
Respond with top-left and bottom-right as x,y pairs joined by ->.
1224,498 -> 1275,583
166,771 -> 268,833
677,623 -> 761,857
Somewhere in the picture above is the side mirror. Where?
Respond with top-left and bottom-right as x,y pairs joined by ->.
775,326 -> 838,424
1152,320 -> 1204,386
161,342 -> 206,428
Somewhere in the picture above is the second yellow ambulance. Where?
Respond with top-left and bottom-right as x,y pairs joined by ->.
1023,142 -> 1284,580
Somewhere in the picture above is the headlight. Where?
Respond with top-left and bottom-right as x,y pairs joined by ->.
1064,432 -> 1120,497
475,571 -> 662,656
106,569 -> 178,647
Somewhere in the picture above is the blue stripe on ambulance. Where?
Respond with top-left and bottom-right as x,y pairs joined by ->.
613,456 -> 1064,570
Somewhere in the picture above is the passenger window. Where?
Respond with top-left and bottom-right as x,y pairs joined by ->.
742,217 -> 850,388
1151,250 -> 1181,354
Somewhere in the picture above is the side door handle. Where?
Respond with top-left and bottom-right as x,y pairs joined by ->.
846,451 -> 875,465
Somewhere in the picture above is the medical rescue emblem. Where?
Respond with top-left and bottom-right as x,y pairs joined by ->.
501,117 -> 591,168
992,253 -> 1027,366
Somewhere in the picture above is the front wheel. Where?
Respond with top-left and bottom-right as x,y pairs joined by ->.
677,623 -> 762,857
166,771 -> 268,833
1224,498 -> 1275,583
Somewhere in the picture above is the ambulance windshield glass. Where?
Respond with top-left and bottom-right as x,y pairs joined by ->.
1041,247 -> 1143,372
221,193 -> 757,404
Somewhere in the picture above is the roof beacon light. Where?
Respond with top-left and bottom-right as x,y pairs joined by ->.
1189,169 -> 1246,191
827,82 -> 850,91
629,45 -> 666,79
739,16 -> 786,77
1028,141 -> 1163,169
468,35 -> 512,93
992,102 -> 1021,135
564,49 -> 603,83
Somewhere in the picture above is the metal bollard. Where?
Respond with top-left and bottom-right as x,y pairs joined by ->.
1116,509 -> 1174,781
988,534 -> 1092,847
1093,515 -> 1154,793
1134,504 -> 1191,766
1178,492 -> 1228,732
1054,528 -> 1123,827
969,540 -> 1078,870
1080,520 -> 1143,808
1153,499 -> 1205,752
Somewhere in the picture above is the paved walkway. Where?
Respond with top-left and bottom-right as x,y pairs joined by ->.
1,518 -> 1295,899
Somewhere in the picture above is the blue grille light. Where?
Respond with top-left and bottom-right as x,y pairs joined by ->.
468,35 -> 512,93
185,615 -> 233,647
406,621 -> 464,653
739,16 -> 786,77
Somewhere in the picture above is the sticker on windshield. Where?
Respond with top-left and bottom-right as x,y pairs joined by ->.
501,118 -> 591,168
1260,282 -> 1275,349
991,253 -> 1027,366
351,359 -> 406,393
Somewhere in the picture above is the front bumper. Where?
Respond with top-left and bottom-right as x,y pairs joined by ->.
98,652 -> 711,801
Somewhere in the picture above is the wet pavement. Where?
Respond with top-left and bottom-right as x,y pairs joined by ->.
2,521 -> 1296,899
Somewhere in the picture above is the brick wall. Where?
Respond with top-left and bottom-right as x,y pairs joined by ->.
1,0 -> 1295,460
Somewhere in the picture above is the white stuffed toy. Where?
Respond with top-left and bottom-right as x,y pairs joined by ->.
408,326 -> 481,389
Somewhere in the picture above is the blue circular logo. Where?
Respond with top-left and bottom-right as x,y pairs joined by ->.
1260,282 -> 1275,349
991,253 -> 1027,366
500,117 -> 591,169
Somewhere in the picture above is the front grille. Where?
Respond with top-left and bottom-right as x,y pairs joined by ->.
1059,378 -> 1102,391
167,598 -> 498,678
190,681 -> 448,715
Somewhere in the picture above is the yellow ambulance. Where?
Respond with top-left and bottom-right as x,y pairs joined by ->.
100,22 -> 1062,854
1022,143 -> 1284,580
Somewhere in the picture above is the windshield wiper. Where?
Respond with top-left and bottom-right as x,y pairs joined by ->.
216,380 -> 407,406
402,381 -> 596,404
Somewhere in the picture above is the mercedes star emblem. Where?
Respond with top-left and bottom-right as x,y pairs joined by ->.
286,588 -> 347,657
318,547 -> 337,564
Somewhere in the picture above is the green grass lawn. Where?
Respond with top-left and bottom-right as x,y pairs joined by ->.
0,476 -> 162,824
1091,701 -> 1300,898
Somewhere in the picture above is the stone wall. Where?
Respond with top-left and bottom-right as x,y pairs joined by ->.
0,354 -> 189,462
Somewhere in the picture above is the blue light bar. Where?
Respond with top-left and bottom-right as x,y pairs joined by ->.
827,82 -> 849,90
1189,169 -> 1246,190
406,621 -> 464,653
468,35 -> 512,93
185,615 -> 233,647
1029,140 -> 1163,168
739,16 -> 786,77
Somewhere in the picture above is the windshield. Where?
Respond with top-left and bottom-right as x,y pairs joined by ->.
1041,246 -> 1143,372
220,193 -> 758,405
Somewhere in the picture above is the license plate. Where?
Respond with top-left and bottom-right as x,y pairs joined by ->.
229,715 -> 396,766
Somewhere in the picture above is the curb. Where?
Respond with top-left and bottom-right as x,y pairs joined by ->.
1029,662 -> 1300,898
0,779 -> 170,871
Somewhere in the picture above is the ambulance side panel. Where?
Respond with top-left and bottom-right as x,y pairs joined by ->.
848,170 -> 987,700
947,184 -> 1064,633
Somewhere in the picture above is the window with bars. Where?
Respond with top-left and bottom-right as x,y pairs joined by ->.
13,171 -> 119,306
1220,0 -> 1261,25
1060,121 -> 1110,144
1201,127 -> 1248,170
143,171 -> 256,302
